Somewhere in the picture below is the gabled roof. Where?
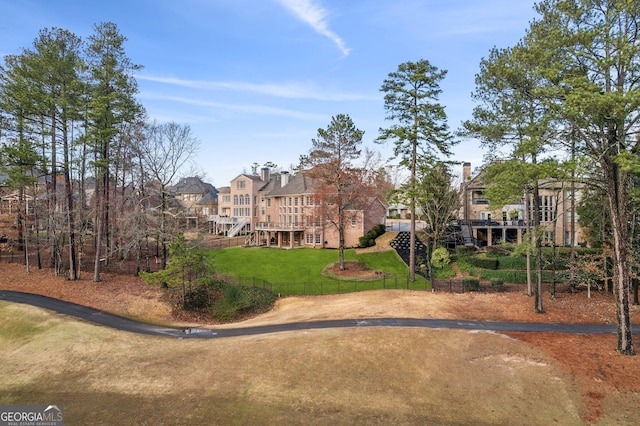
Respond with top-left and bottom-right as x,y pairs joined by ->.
197,192 -> 217,205
266,172 -> 315,197
170,176 -> 216,195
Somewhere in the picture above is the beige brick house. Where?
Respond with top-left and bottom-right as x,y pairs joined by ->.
459,162 -> 585,247
209,168 -> 387,248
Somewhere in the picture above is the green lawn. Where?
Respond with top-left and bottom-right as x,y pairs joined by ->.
210,247 -> 429,295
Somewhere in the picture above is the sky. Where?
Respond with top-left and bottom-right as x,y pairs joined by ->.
0,0 -> 540,187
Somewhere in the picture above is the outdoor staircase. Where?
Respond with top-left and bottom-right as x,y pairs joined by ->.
226,218 -> 249,238
460,224 -> 476,247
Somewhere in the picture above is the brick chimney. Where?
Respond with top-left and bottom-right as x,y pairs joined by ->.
463,162 -> 471,181
260,167 -> 270,182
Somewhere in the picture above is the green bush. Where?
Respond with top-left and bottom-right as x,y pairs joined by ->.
485,245 -> 512,256
463,277 -> 480,291
212,284 -> 276,322
431,247 -> 451,269
496,256 -> 528,270
490,278 -> 504,291
358,224 -> 387,248
455,246 -> 475,258
466,256 -> 498,270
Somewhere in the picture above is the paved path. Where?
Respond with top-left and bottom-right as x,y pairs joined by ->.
0,289 -> 627,340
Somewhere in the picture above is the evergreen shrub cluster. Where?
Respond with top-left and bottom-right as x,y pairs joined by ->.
490,278 -> 504,291
466,256 -> 499,270
463,277 -> 480,291
359,224 -> 387,248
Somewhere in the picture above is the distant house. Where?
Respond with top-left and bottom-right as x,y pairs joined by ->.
459,162 -> 585,247
169,176 -> 218,226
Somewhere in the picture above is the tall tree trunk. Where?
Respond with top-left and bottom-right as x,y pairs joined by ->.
63,120 -> 77,280
525,190 -> 533,297
605,160 -> 634,355
93,193 -> 104,282
409,135 -> 417,282
532,182 -> 544,313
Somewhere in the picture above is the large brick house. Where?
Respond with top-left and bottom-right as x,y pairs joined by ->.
209,168 -> 387,249
459,162 -> 585,247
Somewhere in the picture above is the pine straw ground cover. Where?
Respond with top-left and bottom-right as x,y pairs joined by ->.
1,261 -> 640,424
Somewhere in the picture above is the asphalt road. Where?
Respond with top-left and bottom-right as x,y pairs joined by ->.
0,289 -> 625,340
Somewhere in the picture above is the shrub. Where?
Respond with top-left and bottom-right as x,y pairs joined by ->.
212,284 -> 276,323
358,224 -> 387,248
490,278 -> 504,291
431,247 -> 451,269
463,277 -> 480,291
496,256 -> 528,270
486,245 -> 512,256
466,256 -> 498,270
455,246 -> 475,258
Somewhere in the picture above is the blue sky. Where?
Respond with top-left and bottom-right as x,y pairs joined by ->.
0,0 -> 538,186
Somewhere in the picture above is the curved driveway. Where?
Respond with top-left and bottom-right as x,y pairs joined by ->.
0,289 -> 626,339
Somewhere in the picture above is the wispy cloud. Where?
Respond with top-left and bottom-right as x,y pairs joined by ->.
139,92 -> 328,121
137,74 -> 372,101
274,0 -> 350,57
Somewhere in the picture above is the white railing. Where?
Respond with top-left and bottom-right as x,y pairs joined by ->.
227,218 -> 249,237
255,222 -> 304,231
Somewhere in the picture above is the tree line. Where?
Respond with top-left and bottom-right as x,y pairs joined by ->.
0,23 -> 199,281
462,0 -> 639,355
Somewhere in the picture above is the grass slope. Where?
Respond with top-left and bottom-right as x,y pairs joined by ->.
210,247 -> 428,295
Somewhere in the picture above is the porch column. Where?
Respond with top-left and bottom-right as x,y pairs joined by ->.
487,227 -> 492,246
289,230 -> 294,248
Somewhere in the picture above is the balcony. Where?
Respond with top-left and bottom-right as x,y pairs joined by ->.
255,222 -> 305,232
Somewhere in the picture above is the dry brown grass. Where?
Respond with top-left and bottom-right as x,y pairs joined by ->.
1,302 -> 588,425
2,261 -> 640,424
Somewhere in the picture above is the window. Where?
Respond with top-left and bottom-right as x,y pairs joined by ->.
245,194 -> 250,205
245,208 -> 250,217
351,216 -> 356,227
223,195 -> 230,203
294,197 -> 298,206
202,207 -> 209,216
267,215 -> 271,223
237,180 -> 246,189
233,195 -> 238,205
306,233 -> 313,244
315,234 -> 321,244
267,198 -> 271,207
288,197 -> 292,206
